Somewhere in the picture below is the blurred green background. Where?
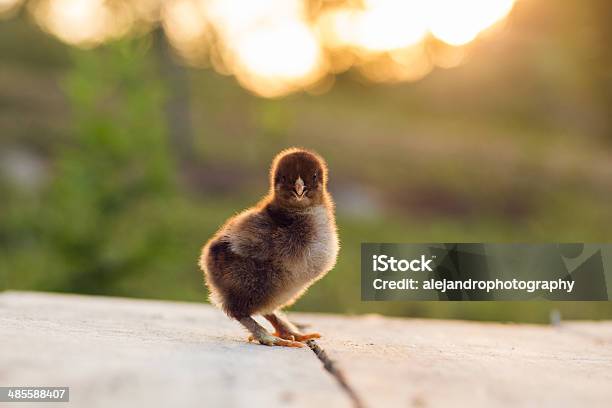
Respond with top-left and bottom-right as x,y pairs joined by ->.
1,0 -> 611,323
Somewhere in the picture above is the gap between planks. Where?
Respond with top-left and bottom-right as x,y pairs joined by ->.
306,340 -> 366,408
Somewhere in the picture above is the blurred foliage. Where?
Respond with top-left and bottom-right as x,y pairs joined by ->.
1,40 -> 206,298
1,4 -> 612,323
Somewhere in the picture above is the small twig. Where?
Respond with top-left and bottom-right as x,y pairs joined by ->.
306,340 -> 366,408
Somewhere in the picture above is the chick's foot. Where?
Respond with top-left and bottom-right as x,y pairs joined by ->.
273,330 -> 321,342
247,333 -> 304,347
264,312 -> 322,342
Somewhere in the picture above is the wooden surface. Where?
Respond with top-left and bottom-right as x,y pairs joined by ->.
1,291 -> 611,408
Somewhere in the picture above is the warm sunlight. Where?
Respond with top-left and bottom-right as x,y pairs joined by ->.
22,0 -> 517,95
205,0 -> 325,97
346,0 -> 430,52
428,0 -> 515,46
231,22 -> 324,97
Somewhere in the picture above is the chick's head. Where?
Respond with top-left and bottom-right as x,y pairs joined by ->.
270,148 -> 328,209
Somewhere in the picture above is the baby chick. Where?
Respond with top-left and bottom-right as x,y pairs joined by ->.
199,148 -> 339,347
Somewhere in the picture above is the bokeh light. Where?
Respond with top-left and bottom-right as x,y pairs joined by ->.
318,0 -> 429,53
161,0 -> 210,63
204,0 -> 324,97
29,0 -> 134,46
428,0 -> 515,46
229,22 -> 324,97
22,0 -> 517,95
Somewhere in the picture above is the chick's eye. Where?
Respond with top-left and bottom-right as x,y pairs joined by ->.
313,174 -> 318,182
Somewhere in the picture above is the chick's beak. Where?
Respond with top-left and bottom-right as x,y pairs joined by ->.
294,177 -> 305,197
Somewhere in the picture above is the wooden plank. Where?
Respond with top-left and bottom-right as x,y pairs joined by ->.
2,291 -> 612,407
302,313 -> 612,407
0,292 -> 352,408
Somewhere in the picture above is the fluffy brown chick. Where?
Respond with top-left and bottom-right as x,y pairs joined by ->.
199,148 -> 339,347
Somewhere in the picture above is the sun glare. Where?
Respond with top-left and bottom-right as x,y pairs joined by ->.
204,0 -> 324,97
428,0 -> 515,46
352,0 -> 430,52
233,23 -> 322,82
24,0 -> 517,95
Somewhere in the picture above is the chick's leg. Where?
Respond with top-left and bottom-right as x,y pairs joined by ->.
239,316 -> 304,347
264,312 -> 321,342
